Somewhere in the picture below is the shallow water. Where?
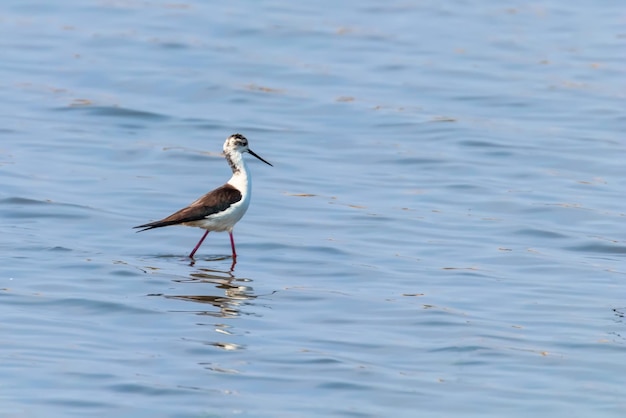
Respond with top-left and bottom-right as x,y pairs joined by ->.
1,1 -> 625,417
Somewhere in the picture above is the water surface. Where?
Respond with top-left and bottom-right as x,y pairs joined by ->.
1,1 -> 625,417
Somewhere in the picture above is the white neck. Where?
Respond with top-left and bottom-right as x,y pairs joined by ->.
225,151 -> 251,193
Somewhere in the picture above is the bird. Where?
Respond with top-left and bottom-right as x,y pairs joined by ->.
134,133 -> 272,259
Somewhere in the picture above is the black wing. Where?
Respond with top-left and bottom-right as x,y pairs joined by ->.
134,184 -> 242,232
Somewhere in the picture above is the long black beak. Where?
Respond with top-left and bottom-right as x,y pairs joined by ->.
248,149 -> 273,167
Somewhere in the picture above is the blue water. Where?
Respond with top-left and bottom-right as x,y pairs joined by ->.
1,1 -> 625,417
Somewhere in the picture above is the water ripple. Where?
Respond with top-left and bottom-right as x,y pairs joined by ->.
55,105 -> 170,120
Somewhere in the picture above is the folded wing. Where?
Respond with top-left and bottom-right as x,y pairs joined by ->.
134,184 -> 242,232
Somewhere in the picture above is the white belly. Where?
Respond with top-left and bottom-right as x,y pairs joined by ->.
185,197 -> 250,232
185,169 -> 252,232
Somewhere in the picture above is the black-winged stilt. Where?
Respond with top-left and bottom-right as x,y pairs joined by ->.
134,133 -> 272,259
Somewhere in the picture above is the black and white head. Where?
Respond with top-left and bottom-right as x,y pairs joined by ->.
224,133 -> 273,166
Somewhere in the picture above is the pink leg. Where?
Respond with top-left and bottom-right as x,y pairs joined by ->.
229,231 -> 237,259
189,230 -> 210,258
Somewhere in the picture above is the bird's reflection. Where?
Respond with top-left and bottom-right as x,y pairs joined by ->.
164,265 -> 256,319
188,255 -> 236,271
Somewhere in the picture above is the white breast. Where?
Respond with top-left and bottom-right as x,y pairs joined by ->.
187,169 -> 252,232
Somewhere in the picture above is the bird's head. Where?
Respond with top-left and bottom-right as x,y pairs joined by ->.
224,133 -> 273,166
